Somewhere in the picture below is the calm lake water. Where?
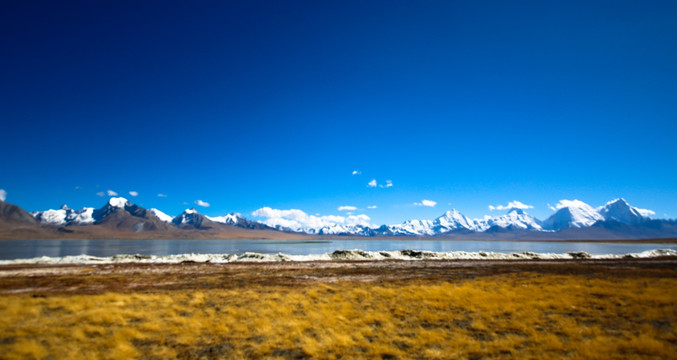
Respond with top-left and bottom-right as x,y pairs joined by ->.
0,239 -> 675,260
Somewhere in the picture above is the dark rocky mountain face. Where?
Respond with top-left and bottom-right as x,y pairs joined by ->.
0,202 -> 39,225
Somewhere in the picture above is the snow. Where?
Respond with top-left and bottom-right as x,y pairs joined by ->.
208,213 -> 240,225
32,209 -> 68,225
33,207 -> 96,225
542,199 -> 604,230
479,209 -> 542,230
150,208 -> 173,223
597,198 -> 651,223
68,208 -> 95,225
1,249 -> 674,265
108,197 -> 129,208
434,209 -> 475,231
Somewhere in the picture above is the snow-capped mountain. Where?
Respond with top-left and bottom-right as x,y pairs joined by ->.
93,197 -> 131,221
24,196 -> 673,239
172,208 -> 216,229
542,199 -> 604,231
597,198 -> 649,224
389,219 -> 435,236
384,209 -> 477,236
477,208 -> 543,231
150,208 -> 173,223
208,213 -> 273,230
33,204 -> 97,226
433,209 -> 476,232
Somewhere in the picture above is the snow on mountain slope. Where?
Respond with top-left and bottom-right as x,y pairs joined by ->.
479,209 -> 543,231
433,209 -> 476,232
597,198 -> 649,224
385,209 -> 476,236
542,199 -> 604,230
33,205 -> 96,226
208,213 -> 240,225
387,219 -> 434,236
150,208 -> 173,223
32,205 -> 69,225
67,207 -> 96,225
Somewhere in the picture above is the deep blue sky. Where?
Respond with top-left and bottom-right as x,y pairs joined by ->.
1,0 -> 676,224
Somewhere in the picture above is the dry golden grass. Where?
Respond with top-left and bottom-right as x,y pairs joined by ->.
0,264 -> 676,359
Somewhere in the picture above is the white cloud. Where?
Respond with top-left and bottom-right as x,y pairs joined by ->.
636,208 -> 656,217
74,186 -> 81,190
107,190 -> 118,196
96,191 -> 105,197
252,207 -> 371,230
414,199 -> 437,207
157,193 -> 168,198
380,180 -> 393,188
0,189 -> 6,202
367,205 -> 378,209
368,179 -> 377,187
129,191 -> 139,197
338,205 -> 357,211
551,199 -> 589,210
488,200 -> 534,211
195,200 -> 210,207
352,170 -> 361,175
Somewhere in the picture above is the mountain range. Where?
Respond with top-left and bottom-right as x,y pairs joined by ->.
0,197 -> 676,240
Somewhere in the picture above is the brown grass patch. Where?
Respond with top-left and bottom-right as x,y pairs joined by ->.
0,260 -> 675,359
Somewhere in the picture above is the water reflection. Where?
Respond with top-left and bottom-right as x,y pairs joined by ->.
0,239 -> 674,260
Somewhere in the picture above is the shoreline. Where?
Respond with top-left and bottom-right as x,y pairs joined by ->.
1,249 -> 675,265
1,236 -> 676,243
2,256 -> 676,294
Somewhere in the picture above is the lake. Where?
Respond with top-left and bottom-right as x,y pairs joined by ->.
0,239 -> 675,260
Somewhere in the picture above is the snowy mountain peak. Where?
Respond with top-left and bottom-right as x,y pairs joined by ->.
602,198 -> 629,208
183,208 -> 198,214
108,197 -> 129,208
543,199 -> 604,230
434,209 -> 475,231
59,204 -> 70,210
597,198 -> 647,224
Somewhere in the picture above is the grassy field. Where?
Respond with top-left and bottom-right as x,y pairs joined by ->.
0,259 -> 675,359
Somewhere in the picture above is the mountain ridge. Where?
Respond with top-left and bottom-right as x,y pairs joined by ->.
3,197 -> 676,240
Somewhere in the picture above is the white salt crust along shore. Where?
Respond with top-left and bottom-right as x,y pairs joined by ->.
0,249 -> 675,265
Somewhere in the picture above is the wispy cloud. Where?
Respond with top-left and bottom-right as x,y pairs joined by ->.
367,179 -> 377,187
252,207 -> 371,230
367,205 -> 377,209
157,193 -> 168,198
129,191 -> 139,197
636,208 -> 656,217
0,189 -> 6,202
414,199 -> 437,207
352,170 -> 361,175
488,200 -> 533,211
338,205 -> 357,211
549,199 -> 590,211
107,190 -> 118,196
96,191 -> 105,197
195,200 -> 210,207
380,180 -> 393,188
